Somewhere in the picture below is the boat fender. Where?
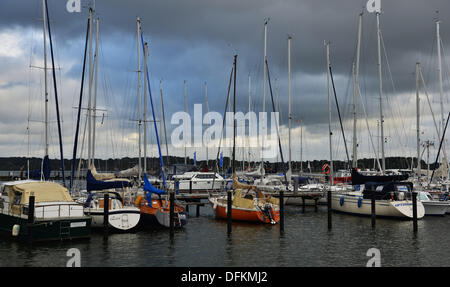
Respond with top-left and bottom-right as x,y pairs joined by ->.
12,224 -> 20,237
135,195 -> 143,207
357,197 -> 362,208
340,196 -> 344,206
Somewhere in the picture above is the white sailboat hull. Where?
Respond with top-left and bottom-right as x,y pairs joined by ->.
331,194 -> 425,219
421,201 -> 450,216
85,207 -> 141,231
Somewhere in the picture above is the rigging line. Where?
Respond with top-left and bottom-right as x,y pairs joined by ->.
45,0 -> 65,186
357,83 -> 382,172
212,66 -> 234,192
419,68 -> 448,162
379,31 -> 409,151
266,59 -> 288,188
430,112 -> 450,183
329,65 -> 351,166
70,18 -> 89,190
140,31 -> 165,187
440,38 -> 450,103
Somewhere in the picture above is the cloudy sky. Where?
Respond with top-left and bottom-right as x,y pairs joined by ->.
0,0 -> 449,167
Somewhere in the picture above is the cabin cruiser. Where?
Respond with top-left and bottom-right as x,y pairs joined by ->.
0,180 -> 91,241
416,191 -> 450,216
167,172 -> 229,192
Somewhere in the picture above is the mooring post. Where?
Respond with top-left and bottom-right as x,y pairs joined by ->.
314,198 -> 318,212
280,190 -> 284,233
412,191 -> 418,233
327,189 -> 332,230
170,181 -> 177,239
371,190 -> 376,228
294,177 -> 298,194
196,202 -> 200,217
302,197 -> 306,213
227,189 -> 232,235
103,193 -> 109,239
27,195 -> 35,244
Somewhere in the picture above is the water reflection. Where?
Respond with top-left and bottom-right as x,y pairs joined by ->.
1,204 -> 450,266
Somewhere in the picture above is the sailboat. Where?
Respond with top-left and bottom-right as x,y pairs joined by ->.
0,0 -> 91,242
72,9 -> 140,232
209,55 -> 281,224
135,19 -> 187,228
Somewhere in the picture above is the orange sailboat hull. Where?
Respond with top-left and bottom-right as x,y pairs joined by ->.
212,201 -> 280,224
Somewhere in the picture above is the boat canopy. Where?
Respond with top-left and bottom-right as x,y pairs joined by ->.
86,170 -> 132,192
5,181 -> 73,204
351,168 -> 408,185
362,181 -> 413,200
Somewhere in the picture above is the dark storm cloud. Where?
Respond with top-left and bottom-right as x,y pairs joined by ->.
1,0 -> 449,158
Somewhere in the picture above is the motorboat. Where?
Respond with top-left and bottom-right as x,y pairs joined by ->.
0,180 -> 91,241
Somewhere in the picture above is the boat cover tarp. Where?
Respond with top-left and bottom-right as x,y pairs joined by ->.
143,173 -> 166,195
90,163 -> 115,180
86,170 -> 132,192
9,181 -> 73,204
362,181 -> 413,200
27,155 -> 51,180
351,168 -> 408,185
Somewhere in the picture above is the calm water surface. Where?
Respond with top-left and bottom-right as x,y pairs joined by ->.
1,203 -> 450,267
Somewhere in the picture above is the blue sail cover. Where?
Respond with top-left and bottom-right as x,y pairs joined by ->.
86,170 -> 132,192
143,173 -> 167,207
143,173 -> 166,195
27,155 -> 51,180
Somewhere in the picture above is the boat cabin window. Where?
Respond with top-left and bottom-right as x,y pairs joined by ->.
13,192 -> 22,205
195,174 -> 217,179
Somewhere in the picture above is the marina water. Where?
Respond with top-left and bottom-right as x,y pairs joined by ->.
1,203 -> 450,267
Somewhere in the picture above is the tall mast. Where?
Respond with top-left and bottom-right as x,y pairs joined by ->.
275,78 -> 279,164
232,55 -> 237,175
184,80 -> 187,165
436,19 -> 446,166
204,81 -> 209,167
287,35 -> 292,177
92,17 -> 99,163
260,19 -> 268,177
143,42 -> 148,174
247,74 -> 251,170
42,0 -> 49,157
137,17 -> 142,183
376,11 -> 385,173
300,120 -> 303,174
160,81 -> 169,168
416,62 -> 421,179
353,12 -> 362,168
87,8 -> 93,167
326,41 -> 334,185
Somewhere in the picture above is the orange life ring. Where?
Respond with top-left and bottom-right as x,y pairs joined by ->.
322,163 -> 331,175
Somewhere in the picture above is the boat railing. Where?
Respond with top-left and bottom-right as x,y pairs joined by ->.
23,202 -> 85,219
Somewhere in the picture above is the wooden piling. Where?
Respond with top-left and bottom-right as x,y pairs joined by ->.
314,198 -> 318,212
27,195 -> 35,243
196,203 -> 200,217
170,190 -> 175,238
412,191 -> 418,233
279,190 -> 284,233
103,193 -> 109,238
327,189 -> 332,230
302,197 -> 306,213
294,177 -> 298,194
371,190 -> 376,228
227,190 -> 232,235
